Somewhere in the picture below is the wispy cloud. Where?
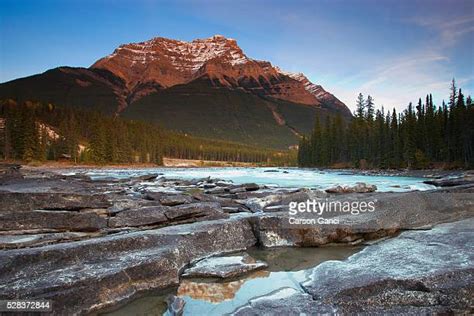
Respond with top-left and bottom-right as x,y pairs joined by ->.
410,14 -> 474,47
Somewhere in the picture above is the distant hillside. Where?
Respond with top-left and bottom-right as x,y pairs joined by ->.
0,100 -> 295,165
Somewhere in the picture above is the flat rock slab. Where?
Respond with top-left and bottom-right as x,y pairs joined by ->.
232,218 -> 474,315
182,253 -> 268,279
0,232 -> 99,249
0,192 -> 111,212
144,193 -> 194,206
251,186 -> 474,247
0,210 -> 107,232
301,218 -> 474,314
108,206 -> 168,228
0,215 -> 257,315
424,175 -> 474,187
164,202 -> 228,222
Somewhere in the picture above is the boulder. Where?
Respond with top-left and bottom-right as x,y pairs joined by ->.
244,189 -> 325,213
243,183 -> 260,191
0,210 -> 107,232
182,253 -> 268,279
0,192 -> 111,212
325,182 -> 377,194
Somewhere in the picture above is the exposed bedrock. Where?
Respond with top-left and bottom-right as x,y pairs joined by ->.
248,185 -> 474,247
0,192 -> 111,212
232,218 -> 474,315
0,169 -> 473,315
0,215 -> 256,315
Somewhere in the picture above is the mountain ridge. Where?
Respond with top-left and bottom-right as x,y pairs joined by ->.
0,35 -> 352,149
91,35 -> 351,116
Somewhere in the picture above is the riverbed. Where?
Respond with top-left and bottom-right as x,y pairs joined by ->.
71,167 -> 436,192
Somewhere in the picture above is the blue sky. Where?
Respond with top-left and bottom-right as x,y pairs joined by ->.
1,0 -> 473,111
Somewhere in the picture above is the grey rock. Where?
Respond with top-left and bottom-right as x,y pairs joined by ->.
0,215 -> 257,315
244,189 -> 325,213
166,295 -> 186,316
243,183 -> 260,191
232,287 -> 326,316
251,186 -> 473,247
182,253 -> 268,278
204,187 -> 227,194
164,202 -> 229,222
0,164 -> 23,184
145,192 -> 193,206
0,210 -> 107,232
229,186 -> 247,194
0,192 -> 111,212
0,232 -> 100,249
301,218 -> 474,314
325,182 -> 377,193
108,206 -> 168,228
216,180 -> 233,187
222,206 -> 249,213
202,183 -> 216,189
424,175 -> 474,187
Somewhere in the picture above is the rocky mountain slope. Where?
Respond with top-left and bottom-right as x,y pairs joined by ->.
0,35 -> 352,149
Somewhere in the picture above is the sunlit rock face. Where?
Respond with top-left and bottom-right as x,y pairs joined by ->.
91,35 -> 350,112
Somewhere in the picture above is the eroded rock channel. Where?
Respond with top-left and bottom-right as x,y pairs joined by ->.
0,165 -> 472,315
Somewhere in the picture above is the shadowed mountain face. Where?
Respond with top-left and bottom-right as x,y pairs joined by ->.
0,35 -> 352,149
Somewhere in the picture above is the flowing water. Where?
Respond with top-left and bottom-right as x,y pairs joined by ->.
79,167 -> 435,192
90,168 -> 432,314
103,246 -> 361,316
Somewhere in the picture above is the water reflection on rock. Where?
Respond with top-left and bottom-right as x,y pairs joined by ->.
177,270 -> 270,303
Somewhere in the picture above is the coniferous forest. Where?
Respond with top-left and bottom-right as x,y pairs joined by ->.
0,100 -> 294,165
298,80 -> 474,169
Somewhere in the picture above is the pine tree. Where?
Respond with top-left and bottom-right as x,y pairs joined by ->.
355,93 -> 365,119
365,95 -> 375,122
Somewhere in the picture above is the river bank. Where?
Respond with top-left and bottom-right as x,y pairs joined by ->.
0,165 -> 473,315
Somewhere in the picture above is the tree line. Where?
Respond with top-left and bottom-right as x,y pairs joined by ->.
298,79 -> 474,169
0,100 -> 295,166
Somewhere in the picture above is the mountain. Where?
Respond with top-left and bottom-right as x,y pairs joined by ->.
0,35 -> 352,149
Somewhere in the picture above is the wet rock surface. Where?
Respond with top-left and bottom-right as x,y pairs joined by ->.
0,166 -> 472,315
182,253 -> 268,279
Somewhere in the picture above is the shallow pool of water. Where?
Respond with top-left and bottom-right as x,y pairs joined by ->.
82,167 -> 435,192
103,246 -> 361,316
